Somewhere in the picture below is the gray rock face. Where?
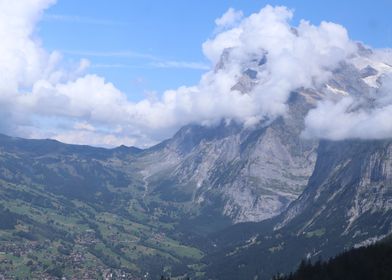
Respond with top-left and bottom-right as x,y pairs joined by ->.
131,47 -> 391,224
360,65 -> 378,78
204,139 -> 392,280
135,88 -> 318,223
276,140 -> 392,243
137,109 -> 317,223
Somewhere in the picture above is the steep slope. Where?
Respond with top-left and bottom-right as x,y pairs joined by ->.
275,235 -> 392,280
133,43 -> 390,224
204,139 -> 392,280
141,91 -> 318,224
276,140 -> 392,242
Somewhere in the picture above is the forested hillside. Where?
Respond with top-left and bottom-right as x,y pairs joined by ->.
274,237 -> 392,280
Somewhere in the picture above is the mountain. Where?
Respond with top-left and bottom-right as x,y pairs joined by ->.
203,139 -> 392,279
1,43 -> 392,279
142,93 -> 318,225
275,139 -> 392,242
197,45 -> 392,279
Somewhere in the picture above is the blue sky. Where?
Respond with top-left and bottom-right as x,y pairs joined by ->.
38,0 -> 392,102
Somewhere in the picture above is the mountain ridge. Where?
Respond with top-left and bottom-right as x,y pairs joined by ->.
203,138 -> 392,279
1,41 -> 392,279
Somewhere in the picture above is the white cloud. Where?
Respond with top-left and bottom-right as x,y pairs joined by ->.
201,5 -> 356,120
1,2 -> 380,147
303,72 -> 392,140
53,130 -> 139,147
0,0 -> 55,93
215,8 -> 243,30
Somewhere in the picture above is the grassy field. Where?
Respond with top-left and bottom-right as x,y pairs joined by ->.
0,179 -> 204,279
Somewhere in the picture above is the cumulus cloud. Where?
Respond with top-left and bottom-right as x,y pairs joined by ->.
201,5 -> 356,121
0,0 -> 55,93
214,8 -> 243,30
1,2 -> 380,147
303,72 -> 392,140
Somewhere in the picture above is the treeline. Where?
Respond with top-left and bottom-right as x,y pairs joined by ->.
274,240 -> 392,280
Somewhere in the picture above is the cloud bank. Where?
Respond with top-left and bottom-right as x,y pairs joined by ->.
303,71 -> 392,140
1,2 -> 391,147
